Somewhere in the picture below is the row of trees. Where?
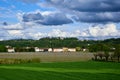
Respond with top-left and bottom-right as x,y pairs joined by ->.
0,37 -> 119,48
0,38 -> 119,62
90,44 -> 120,62
15,47 -> 35,52
114,45 -> 120,62
0,45 -> 7,52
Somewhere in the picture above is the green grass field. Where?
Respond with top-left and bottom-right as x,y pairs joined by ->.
0,61 -> 120,80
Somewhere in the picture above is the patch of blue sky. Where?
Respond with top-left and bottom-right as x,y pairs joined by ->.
116,23 -> 120,30
2,18 -> 18,23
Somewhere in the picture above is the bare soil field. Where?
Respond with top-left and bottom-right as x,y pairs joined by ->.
0,52 -> 94,62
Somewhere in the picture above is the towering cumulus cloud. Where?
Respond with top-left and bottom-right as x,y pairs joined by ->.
89,24 -> 119,37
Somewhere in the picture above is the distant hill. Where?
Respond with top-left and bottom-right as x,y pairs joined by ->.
0,37 -> 120,48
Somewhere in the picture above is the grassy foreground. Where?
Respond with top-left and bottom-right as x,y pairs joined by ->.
0,61 -> 120,80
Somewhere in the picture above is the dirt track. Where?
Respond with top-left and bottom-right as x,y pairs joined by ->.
0,52 -> 94,62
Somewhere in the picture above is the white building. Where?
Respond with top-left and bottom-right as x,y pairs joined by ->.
8,48 -> 15,53
83,49 -> 87,52
53,48 -> 63,52
68,48 -> 76,52
48,48 -> 52,52
35,47 -> 44,52
39,49 -> 44,52
35,47 -> 40,52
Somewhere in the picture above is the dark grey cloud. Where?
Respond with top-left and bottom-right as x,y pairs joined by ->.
22,12 -> 73,25
20,0 -> 120,24
44,0 -> 120,23
45,0 -> 120,12
38,13 -> 73,25
73,12 -> 120,23
3,22 -> 8,26
23,13 -> 44,22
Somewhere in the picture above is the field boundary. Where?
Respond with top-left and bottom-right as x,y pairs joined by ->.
0,52 -> 93,62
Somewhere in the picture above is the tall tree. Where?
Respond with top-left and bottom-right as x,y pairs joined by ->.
114,45 -> 120,62
0,45 -> 7,52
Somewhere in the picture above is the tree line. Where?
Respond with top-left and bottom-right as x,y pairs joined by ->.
0,37 -> 119,62
0,37 -> 119,48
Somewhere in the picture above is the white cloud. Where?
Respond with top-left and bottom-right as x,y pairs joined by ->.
48,29 -> 68,37
2,23 -> 24,30
48,29 -> 89,38
0,22 -> 119,40
17,13 -> 24,22
6,30 -> 24,39
0,23 -> 24,40
8,30 -> 22,35
0,29 -> 9,40
89,23 -> 120,37
24,32 -> 47,40
81,30 -> 90,37
0,30 -> 9,37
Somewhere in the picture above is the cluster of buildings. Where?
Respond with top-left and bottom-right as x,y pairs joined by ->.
34,47 -> 76,52
6,45 -> 15,53
7,48 -> 15,53
6,46 -> 77,53
6,44 -> 89,53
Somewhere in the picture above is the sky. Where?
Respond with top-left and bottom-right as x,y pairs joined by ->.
0,0 -> 120,40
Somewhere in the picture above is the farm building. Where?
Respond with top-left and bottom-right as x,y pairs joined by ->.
34,47 -> 40,52
39,49 -> 44,52
33,47 -> 76,52
63,47 -> 76,52
53,48 -> 63,52
7,48 -> 15,53
35,47 -> 53,52
48,48 -> 53,52
82,48 -> 87,52
34,47 -> 44,52
68,48 -> 76,52
63,47 -> 68,52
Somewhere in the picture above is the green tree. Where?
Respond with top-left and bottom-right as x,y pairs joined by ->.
0,45 -> 7,52
104,51 -> 109,61
76,47 -> 81,51
103,44 -> 110,61
114,45 -> 120,62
